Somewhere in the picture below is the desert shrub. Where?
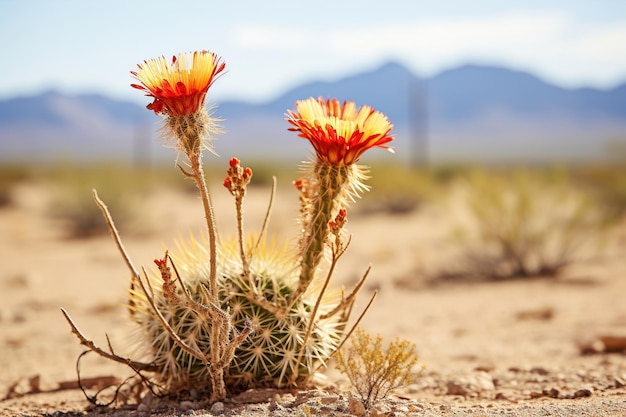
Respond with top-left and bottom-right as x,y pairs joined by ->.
336,328 -> 420,408
0,164 -> 30,208
573,164 -> 626,220
46,164 -> 150,238
360,163 -> 440,215
0,181 -> 14,208
452,168 -> 614,280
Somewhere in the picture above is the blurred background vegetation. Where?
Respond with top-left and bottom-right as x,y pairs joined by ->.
2,159 -> 624,253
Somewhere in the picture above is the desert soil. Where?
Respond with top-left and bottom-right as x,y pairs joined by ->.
1,181 -> 625,416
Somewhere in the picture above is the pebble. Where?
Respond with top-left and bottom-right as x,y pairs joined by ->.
210,401 -> 225,413
446,381 -> 469,396
573,387 -> 593,398
546,387 -> 560,398
348,397 -> 366,416
141,391 -> 155,407
180,400 -> 195,411
446,371 -> 495,397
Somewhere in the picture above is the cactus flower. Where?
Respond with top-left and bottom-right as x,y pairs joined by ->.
131,50 -> 225,116
286,97 -> 394,166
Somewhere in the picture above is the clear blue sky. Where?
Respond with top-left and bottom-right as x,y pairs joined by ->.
1,0 -> 625,104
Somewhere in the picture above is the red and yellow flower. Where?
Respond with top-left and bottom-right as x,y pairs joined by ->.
131,51 -> 225,116
286,97 -> 394,166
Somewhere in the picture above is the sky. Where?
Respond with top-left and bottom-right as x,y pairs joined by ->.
1,0 -> 626,105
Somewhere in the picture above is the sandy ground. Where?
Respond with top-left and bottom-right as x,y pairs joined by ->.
1,180 -> 625,416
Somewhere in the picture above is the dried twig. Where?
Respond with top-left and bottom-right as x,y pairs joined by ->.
92,189 -> 142,316
320,265 -> 371,321
60,308 -> 158,372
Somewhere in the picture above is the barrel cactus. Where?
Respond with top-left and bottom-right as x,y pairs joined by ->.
129,235 -> 349,393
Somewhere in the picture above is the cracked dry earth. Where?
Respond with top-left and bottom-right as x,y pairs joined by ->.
1,183 -> 626,416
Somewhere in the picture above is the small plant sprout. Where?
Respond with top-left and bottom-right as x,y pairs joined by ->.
336,328 -> 420,409
61,51 -> 395,404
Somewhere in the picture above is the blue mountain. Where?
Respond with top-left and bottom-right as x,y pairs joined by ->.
1,62 -> 625,163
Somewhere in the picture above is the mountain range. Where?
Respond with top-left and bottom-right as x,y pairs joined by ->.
1,62 -> 625,164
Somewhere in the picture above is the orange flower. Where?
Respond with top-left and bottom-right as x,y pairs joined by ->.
286,97 -> 394,165
131,51 -> 225,116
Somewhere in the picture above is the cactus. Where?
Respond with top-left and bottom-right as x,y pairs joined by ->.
129,235 -> 348,391
61,54 -> 394,403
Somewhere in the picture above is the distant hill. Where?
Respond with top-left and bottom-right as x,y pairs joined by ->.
0,90 -> 157,162
1,62 -> 625,164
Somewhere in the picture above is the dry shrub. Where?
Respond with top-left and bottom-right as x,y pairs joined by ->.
360,163 -> 439,215
0,180 -> 14,208
336,328 -> 420,408
452,168 -> 614,280
573,163 -> 626,220
46,165 -> 149,238
0,164 -> 30,208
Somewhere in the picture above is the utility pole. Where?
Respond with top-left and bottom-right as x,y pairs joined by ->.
409,77 -> 428,168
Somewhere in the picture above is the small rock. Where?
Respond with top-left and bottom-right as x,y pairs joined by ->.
599,335 -> 626,353
232,388 -> 281,403
474,371 -> 496,390
446,371 -> 495,397
210,401 -> 225,413
140,391 -> 155,408
136,403 -> 150,414
573,388 -> 593,398
546,387 -> 560,398
348,397 -> 366,416
179,400 -> 195,411
579,339 -> 605,355
495,392 -> 508,400
530,367 -> 549,376
446,381 -> 469,396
